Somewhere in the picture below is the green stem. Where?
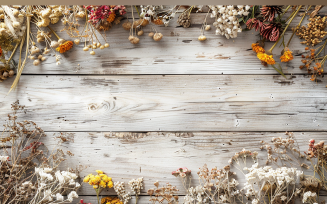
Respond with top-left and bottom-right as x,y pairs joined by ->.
286,5 -> 311,47
278,5 -> 291,21
267,5 -> 302,54
135,6 -> 140,17
6,40 -> 21,66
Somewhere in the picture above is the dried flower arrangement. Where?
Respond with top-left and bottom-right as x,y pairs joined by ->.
0,101 -> 82,203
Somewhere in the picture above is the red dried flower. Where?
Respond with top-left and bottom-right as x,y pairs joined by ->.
260,6 -> 283,22
246,18 -> 262,31
260,22 -> 281,41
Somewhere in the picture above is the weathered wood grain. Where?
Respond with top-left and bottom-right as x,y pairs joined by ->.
0,75 -> 326,131
13,8 -> 326,75
38,131 -> 327,196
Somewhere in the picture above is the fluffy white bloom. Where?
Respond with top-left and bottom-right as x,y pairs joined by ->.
302,191 -> 316,203
209,5 -> 251,39
67,191 -> 78,202
0,156 -> 9,162
55,171 -> 65,184
39,170 -> 54,181
43,189 -> 53,202
43,168 -> 53,173
56,193 -> 64,201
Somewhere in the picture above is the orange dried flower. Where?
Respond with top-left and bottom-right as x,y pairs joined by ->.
107,13 -> 116,23
305,47 -> 309,50
316,62 -> 321,68
252,43 -> 265,53
310,75 -> 315,81
257,52 -> 276,65
152,18 -> 164,25
280,50 -> 294,62
56,41 -> 73,53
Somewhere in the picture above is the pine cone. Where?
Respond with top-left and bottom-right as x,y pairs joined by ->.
177,13 -> 191,28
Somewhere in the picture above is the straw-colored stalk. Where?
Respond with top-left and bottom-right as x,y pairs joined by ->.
8,6 -> 32,94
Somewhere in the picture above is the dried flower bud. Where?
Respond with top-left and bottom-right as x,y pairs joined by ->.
90,51 -> 95,55
50,41 -> 59,48
74,39 -> 80,45
153,33 -> 163,41
3,71 -> 8,78
148,32 -> 154,37
9,70 -> 14,77
129,35 -> 140,44
100,45 -> 105,49
122,21 -> 132,30
58,38 -> 65,44
205,25 -> 211,31
137,30 -> 144,36
83,47 -> 89,51
198,35 -> 207,41
33,59 -> 40,66
104,43 -> 110,48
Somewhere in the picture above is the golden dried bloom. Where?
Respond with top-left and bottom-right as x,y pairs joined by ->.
280,50 -> 294,62
257,52 -> 276,65
56,41 -> 73,53
252,43 -> 265,53
107,13 -> 116,23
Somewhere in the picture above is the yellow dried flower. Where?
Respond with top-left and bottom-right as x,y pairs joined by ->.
252,43 -> 265,53
100,180 -> 107,188
96,170 -> 104,174
101,197 -> 123,204
93,185 -> 99,189
83,176 -> 90,183
257,52 -> 276,65
280,50 -> 294,62
108,181 -> 113,188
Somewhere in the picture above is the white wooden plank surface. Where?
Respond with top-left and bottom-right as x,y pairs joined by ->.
0,75 -> 326,131
40,131 -> 327,196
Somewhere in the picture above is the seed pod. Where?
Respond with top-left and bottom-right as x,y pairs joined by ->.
90,51 -> 95,55
137,30 -> 144,36
122,21 -> 132,30
9,70 -> 14,77
148,32 -> 154,37
104,43 -> 110,48
198,35 -> 207,41
153,33 -> 163,41
83,47 -> 89,51
58,38 -> 65,44
33,59 -> 40,66
3,72 -> 8,78
205,25 -> 211,31
74,39 -> 80,45
129,35 -> 140,44
100,45 -> 105,49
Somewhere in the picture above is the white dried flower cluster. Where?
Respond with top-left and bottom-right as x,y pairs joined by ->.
0,156 -> 9,162
114,181 -> 131,204
244,163 -> 302,200
302,191 -> 317,203
35,6 -> 65,27
0,6 -> 26,39
184,185 -> 207,204
128,177 -> 144,195
139,5 -> 163,20
31,167 -> 80,203
209,5 -> 250,39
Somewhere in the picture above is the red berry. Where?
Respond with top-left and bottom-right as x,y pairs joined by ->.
309,139 -> 315,143
80,199 -> 84,204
